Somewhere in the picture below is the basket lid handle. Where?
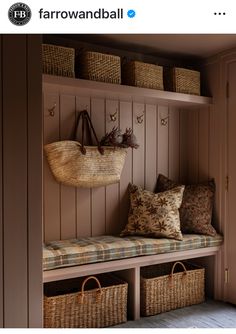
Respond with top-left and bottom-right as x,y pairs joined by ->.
79,276 -> 102,304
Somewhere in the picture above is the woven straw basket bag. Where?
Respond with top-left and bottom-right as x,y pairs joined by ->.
44,110 -> 127,188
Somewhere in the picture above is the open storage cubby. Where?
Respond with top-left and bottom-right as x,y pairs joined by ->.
44,273 -> 128,328
43,248 -> 220,321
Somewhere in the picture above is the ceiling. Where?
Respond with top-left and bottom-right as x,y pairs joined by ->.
72,34 -> 236,59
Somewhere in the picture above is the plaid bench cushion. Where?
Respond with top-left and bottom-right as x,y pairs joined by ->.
43,234 -> 223,271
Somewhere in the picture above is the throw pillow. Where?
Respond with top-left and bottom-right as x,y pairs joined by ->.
155,174 -> 217,236
120,183 -> 185,241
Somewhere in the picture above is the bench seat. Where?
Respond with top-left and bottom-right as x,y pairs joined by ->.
43,234 -> 223,271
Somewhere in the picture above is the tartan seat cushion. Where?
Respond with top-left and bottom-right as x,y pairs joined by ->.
43,234 -> 223,271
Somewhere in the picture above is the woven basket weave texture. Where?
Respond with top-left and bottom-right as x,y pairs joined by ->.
122,60 -> 164,90
140,261 -> 205,316
42,44 -> 75,78
44,141 -> 127,188
172,67 -> 200,95
44,274 -> 128,328
79,51 -> 121,84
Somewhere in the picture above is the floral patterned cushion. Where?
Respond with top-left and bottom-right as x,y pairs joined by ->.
155,174 -> 217,236
120,183 -> 185,241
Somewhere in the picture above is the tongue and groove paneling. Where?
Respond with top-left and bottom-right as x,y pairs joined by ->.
1,35 -> 42,328
43,83 -> 208,241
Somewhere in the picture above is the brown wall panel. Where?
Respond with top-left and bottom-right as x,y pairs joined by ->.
179,109 -> 188,184
208,62 -> 221,182
168,107 -> 180,181
3,35 -> 28,327
119,101 -> 132,231
27,35 -> 43,327
43,93 -> 60,241
60,184 -> 76,239
203,57 -> 226,301
207,61 -> 222,232
105,100 -> 120,234
60,95 -> 76,239
0,35 -> 3,328
198,106 -> 210,182
187,109 -> 199,183
0,34 -> 42,329
91,99 -> 106,236
133,103 -> 145,187
157,105 -> 169,177
145,104 -> 157,191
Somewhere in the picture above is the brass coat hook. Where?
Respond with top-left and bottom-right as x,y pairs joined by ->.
160,115 -> 169,126
110,111 -> 117,122
48,103 -> 56,117
137,114 -> 144,124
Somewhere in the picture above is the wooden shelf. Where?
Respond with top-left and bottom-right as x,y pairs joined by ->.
43,74 -> 213,107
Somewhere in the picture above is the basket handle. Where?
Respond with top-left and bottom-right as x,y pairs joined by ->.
170,261 -> 187,279
74,110 -> 104,155
79,276 -> 103,304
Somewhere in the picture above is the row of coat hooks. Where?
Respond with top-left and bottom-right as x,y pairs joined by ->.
109,111 -> 144,124
47,104 -> 169,126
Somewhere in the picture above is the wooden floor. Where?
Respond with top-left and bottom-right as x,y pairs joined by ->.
114,300 -> 236,328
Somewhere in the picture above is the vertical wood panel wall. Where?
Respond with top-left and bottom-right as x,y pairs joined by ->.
0,35 -> 3,328
203,50 -> 236,302
3,36 -> 28,327
0,36 -> 42,327
43,84 -> 212,241
27,36 -> 43,328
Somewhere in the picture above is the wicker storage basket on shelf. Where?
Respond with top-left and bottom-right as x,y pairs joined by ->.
42,44 -> 75,78
44,274 -> 128,328
122,60 -> 164,90
140,261 -> 205,316
78,51 -> 121,84
165,67 -> 200,95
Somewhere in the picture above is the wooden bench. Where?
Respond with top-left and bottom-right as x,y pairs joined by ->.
43,234 -> 223,320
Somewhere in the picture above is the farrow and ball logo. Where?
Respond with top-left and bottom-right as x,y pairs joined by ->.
8,3 -> 31,26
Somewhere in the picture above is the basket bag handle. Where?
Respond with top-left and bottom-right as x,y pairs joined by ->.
74,110 -> 104,155
169,261 -> 187,282
78,276 -> 103,304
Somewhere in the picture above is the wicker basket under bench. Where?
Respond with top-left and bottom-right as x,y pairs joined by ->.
44,273 -> 128,328
140,261 -> 205,316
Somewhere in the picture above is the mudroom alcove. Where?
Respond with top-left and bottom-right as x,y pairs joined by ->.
42,34 -> 224,326
1,34 -> 236,327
